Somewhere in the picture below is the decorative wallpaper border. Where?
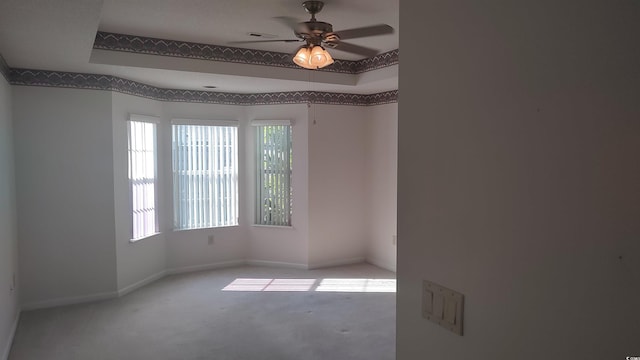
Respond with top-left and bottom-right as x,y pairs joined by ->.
355,49 -> 398,73
93,32 -> 398,74
9,69 -> 397,106
0,54 -> 10,82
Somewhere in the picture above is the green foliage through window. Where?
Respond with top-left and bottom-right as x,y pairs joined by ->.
256,125 -> 292,226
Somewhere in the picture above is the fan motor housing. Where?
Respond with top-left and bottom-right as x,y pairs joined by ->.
295,20 -> 339,46
296,21 -> 333,37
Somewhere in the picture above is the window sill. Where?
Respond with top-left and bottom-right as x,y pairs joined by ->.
251,225 -> 295,230
129,232 -> 162,243
172,225 -> 240,232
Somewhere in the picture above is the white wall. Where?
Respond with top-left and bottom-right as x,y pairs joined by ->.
398,1 -> 640,359
365,103 -> 397,272
245,104 -> 310,267
112,92 -> 166,292
162,101 -> 248,271
13,87 -> 118,308
307,104 -> 368,268
0,74 -> 19,360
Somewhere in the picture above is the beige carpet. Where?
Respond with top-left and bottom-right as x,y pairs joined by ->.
9,263 -> 396,360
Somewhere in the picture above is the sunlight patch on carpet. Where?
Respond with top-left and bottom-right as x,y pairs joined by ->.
222,278 -> 396,293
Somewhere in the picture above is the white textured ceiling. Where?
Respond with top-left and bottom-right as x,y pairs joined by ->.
0,0 -> 399,93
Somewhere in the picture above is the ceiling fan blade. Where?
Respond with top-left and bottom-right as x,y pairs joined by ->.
227,39 -> 302,45
274,16 -> 302,31
335,24 -> 394,40
334,41 -> 379,58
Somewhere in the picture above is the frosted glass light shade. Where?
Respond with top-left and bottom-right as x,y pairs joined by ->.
310,46 -> 328,67
293,47 -> 314,69
321,49 -> 334,67
310,46 -> 334,68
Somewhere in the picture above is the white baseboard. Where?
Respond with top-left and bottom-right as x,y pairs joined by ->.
21,291 -> 118,311
165,260 -> 245,275
21,261 -> 242,311
20,257 -> 383,312
365,256 -> 397,273
1,311 -> 20,360
117,270 -> 167,297
307,257 -> 365,270
246,259 -> 308,270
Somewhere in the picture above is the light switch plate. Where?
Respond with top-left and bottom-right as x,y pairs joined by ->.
422,280 -> 464,336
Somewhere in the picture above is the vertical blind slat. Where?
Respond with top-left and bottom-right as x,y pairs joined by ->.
228,128 -> 231,224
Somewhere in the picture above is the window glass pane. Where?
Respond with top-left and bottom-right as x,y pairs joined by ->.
172,124 -> 238,229
256,125 -> 292,226
128,120 -> 157,239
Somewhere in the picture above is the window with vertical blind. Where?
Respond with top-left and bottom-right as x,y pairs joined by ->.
127,115 -> 159,240
172,120 -> 239,229
253,120 -> 292,226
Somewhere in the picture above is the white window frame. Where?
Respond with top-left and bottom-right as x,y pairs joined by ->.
252,119 -> 293,227
171,119 -> 239,230
127,114 -> 160,242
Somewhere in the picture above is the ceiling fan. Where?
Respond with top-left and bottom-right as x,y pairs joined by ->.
229,1 -> 394,69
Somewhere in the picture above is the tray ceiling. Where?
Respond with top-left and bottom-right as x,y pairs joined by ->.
0,0 -> 398,93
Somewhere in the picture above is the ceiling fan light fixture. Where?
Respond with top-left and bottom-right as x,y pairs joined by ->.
247,1 -> 390,69
294,45 -> 333,69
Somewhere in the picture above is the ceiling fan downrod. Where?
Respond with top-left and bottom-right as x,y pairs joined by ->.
302,1 -> 324,22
